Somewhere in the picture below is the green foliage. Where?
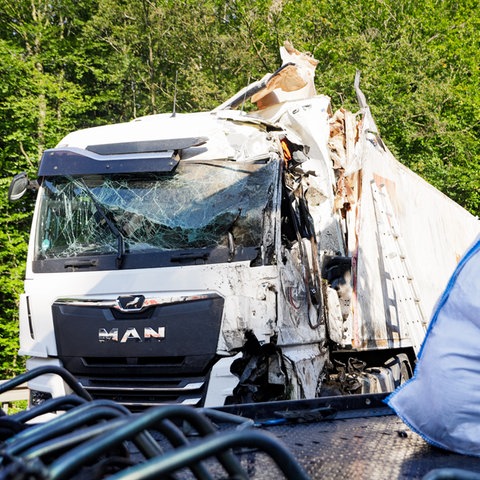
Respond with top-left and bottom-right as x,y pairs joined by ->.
0,0 -> 478,377
0,178 -> 32,377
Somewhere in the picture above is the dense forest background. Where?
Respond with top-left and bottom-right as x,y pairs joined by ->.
0,0 -> 478,377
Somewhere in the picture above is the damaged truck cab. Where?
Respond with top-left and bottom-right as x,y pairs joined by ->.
14,104 -> 337,408
10,44 -> 479,409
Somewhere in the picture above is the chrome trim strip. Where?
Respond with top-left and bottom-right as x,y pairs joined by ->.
80,382 -> 204,393
54,291 -> 221,312
112,399 -> 202,407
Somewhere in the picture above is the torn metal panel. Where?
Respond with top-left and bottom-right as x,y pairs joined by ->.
276,243 -> 326,346
228,332 -> 288,403
325,286 -> 346,346
215,41 -> 318,112
251,43 -> 318,109
282,344 -> 327,399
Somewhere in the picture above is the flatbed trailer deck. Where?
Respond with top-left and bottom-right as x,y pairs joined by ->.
212,394 -> 480,480
119,394 -> 480,479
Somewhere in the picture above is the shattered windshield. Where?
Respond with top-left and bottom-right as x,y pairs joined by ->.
35,158 -> 278,261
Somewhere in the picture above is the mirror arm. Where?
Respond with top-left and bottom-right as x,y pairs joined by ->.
28,179 -> 39,192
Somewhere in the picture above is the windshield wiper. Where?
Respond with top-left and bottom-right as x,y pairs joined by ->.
72,178 -> 126,269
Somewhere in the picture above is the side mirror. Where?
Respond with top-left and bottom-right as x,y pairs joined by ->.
8,172 -> 36,202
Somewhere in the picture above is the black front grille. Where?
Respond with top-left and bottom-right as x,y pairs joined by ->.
78,375 -> 207,411
81,356 -> 186,367
52,293 -> 224,408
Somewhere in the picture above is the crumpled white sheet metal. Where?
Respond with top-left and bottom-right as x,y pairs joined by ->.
387,235 -> 480,456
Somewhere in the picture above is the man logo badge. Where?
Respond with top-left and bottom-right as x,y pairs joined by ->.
100,295 -> 165,342
117,294 -> 146,312
99,326 -> 165,343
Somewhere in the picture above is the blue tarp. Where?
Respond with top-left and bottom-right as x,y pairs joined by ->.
387,235 -> 480,456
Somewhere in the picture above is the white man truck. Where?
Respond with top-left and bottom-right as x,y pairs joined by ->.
9,44 -> 479,409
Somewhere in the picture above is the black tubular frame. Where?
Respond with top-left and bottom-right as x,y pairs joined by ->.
0,367 -> 309,480
2,400 -> 160,460
108,428 -> 310,480
0,365 -> 92,402
49,405 -> 246,480
10,395 -> 87,424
